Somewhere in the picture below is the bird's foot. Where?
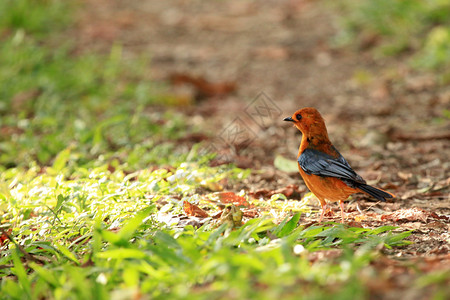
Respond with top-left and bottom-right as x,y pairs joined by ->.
339,201 -> 346,223
318,204 -> 327,223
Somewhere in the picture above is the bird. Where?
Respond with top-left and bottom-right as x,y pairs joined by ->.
284,107 -> 394,223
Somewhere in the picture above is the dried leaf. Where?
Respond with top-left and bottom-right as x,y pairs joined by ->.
242,208 -> 259,218
183,201 -> 209,218
0,228 -> 11,246
170,73 -> 236,99
425,221 -> 447,229
213,192 -> 250,207
354,215 -> 367,222
381,208 -> 431,222
397,171 -> 414,181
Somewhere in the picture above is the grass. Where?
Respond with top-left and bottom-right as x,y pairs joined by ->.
1,159 -> 413,299
0,31 -> 188,168
0,0 -> 191,169
0,0 -> 448,299
332,0 -> 450,80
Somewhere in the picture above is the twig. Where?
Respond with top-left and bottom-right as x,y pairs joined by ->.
356,203 -> 363,214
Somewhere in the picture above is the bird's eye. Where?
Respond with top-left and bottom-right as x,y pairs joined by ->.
296,113 -> 302,121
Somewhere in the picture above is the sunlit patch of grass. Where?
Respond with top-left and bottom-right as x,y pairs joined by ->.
250,193 -> 311,223
0,159 -> 414,298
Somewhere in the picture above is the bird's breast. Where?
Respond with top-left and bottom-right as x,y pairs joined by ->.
298,167 -> 358,202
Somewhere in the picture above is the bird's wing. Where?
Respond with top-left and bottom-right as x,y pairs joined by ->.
298,148 -> 366,185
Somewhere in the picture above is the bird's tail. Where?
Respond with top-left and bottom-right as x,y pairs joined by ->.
357,184 -> 395,202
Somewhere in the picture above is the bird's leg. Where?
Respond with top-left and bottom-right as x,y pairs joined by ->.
339,200 -> 346,223
318,203 -> 327,223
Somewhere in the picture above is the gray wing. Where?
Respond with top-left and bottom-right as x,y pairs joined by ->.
298,147 -> 366,185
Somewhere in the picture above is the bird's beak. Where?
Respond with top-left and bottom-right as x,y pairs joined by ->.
283,116 -> 294,122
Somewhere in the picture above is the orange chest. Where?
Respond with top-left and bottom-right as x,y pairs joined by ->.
298,167 -> 337,188
298,166 -> 357,201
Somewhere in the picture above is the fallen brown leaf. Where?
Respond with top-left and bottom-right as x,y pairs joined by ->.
183,201 -> 209,218
213,192 -> 250,207
381,208 -> 432,223
242,208 -> 259,218
0,228 -> 11,246
170,73 -> 237,99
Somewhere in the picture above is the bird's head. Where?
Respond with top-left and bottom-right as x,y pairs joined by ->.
283,107 -> 329,139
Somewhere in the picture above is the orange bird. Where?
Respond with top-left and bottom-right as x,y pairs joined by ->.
284,107 -> 394,223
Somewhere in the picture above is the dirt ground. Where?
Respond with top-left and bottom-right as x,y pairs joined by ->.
74,0 -> 449,293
